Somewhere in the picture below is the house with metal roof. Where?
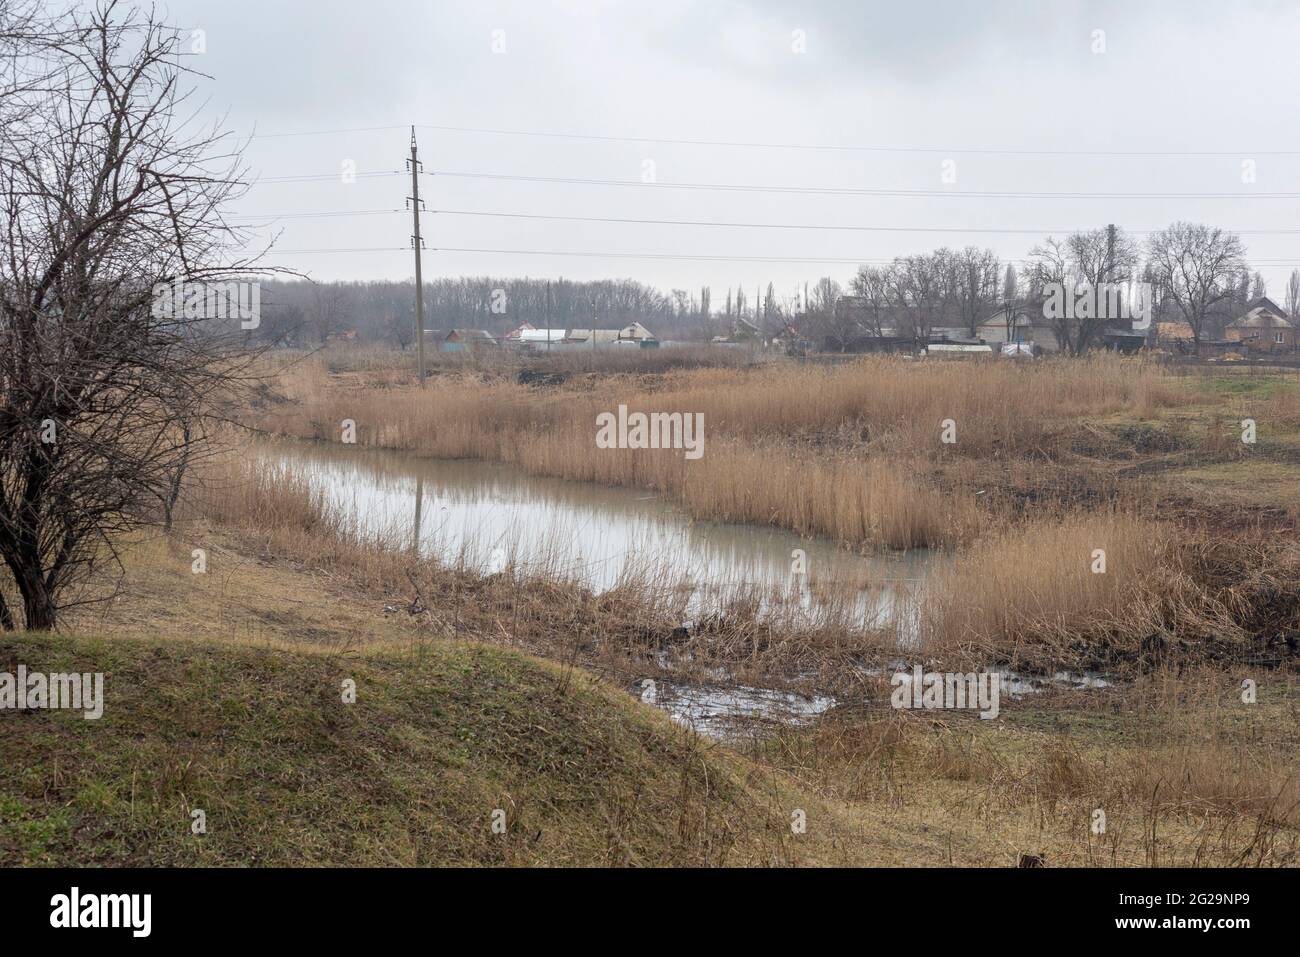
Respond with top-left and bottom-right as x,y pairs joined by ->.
560,321 -> 657,345
1225,298 -> 1296,353
435,328 -> 498,352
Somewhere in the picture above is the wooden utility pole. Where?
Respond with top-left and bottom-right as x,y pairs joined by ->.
1105,223 -> 1116,286
408,127 -> 426,387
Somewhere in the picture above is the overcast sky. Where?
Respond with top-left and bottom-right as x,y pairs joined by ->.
148,0 -> 1300,302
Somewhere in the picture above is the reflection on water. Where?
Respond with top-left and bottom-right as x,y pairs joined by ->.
261,441 -> 938,630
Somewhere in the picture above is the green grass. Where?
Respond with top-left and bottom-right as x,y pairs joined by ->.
0,629 -> 851,867
1202,375 -> 1282,399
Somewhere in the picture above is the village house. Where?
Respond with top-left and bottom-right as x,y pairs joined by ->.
428,328 -> 498,352
513,329 -> 567,350
503,322 -> 566,350
503,320 -> 659,350
975,308 -> 1060,351
1152,320 -> 1197,352
1225,297 -> 1296,354
712,316 -> 762,345
559,321 -> 658,347
772,323 -> 812,356
503,321 -> 535,342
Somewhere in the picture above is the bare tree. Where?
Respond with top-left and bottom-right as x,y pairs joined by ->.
891,253 -> 945,349
0,1 -> 62,104
386,306 -> 414,351
1023,228 -> 1140,354
0,2 -> 270,629
1023,237 -> 1070,351
849,263 -> 895,337
1069,227 -> 1139,289
1286,269 -> 1300,319
999,264 -> 1020,339
807,276 -> 852,350
952,246 -> 1001,338
1146,222 -> 1248,353
309,283 -> 347,344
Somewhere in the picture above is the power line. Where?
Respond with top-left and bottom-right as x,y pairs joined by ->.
249,171 -> 405,185
236,120 -> 1300,158
256,246 -> 408,254
433,209 -> 1083,234
222,201 -> 1300,237
248,124 -> 408,139
230,209 -> 403,221
433,246 -> 1013,265
240,244 -> 1300,265
417,123 -> 1300,158
431,208 -> 1300,236
432,246 -> 1300,267
426,170 -> 1300,201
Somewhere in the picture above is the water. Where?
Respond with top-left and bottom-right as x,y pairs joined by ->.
257,441 -> 1115,737
262,440 -> 935,631
636,678 -> 835,740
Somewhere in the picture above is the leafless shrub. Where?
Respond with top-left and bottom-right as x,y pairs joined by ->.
0,2 -> 282,628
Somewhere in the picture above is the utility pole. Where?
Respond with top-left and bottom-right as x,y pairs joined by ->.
407,127 -> 426,388
1105,223 -> 1116,287
1105,222 -> 1122,339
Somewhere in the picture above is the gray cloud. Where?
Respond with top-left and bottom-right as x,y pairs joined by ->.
134,0 -> 1300,298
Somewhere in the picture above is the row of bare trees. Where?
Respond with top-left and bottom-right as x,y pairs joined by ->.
247,227 -> 1270,354
252,276 -> 689,348
816,223 -> 1254,354
0,1 -> 262,629
831,246 -> 1004,350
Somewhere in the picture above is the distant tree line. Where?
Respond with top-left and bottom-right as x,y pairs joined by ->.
254,222 -> 1280,355
253,277 -> 726,347
810,223 -> 1269,354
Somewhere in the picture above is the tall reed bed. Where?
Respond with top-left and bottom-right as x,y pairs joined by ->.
271,353 -> 1179,455
260,355 -> 1177,549
923,513 -> 1172,662
922,513 -> 1299,668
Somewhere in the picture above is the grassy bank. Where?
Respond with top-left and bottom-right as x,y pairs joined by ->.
2,526 -> 1291,867
754,669 -> 1300,867
5,354 -> 1292,867
2,625 -> 871,866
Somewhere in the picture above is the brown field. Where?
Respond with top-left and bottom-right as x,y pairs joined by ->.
19,436 -> 1287,867
7,350 -> 1293,867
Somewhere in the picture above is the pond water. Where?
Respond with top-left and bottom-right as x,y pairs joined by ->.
263,440 -> 936,632
260,441 -> 1116,737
